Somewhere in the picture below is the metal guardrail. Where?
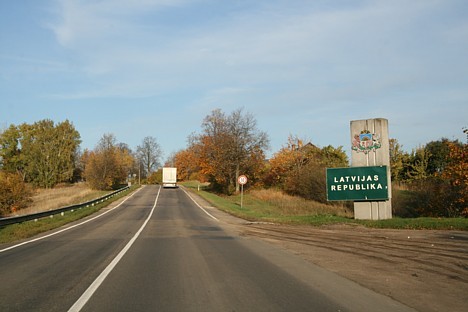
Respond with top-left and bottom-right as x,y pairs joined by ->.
0,186 -> 130,227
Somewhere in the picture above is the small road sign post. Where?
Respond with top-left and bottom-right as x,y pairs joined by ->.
238,175 -> 248,209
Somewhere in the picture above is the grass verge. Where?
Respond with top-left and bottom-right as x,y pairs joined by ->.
182,182 -> 468,231
0,185 -> 140,244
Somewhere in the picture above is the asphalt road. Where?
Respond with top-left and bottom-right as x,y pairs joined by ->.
0,185 -> 415,312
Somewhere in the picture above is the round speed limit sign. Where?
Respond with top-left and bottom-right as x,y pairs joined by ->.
238,175 -> 248,185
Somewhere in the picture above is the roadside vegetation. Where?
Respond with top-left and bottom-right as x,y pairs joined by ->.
0,185 -> 138,244
0,108 -> 466,229
174,110 -> 466,219
0,119 -> 163,217
10,183 -> 108,217
183,182 -> 468,230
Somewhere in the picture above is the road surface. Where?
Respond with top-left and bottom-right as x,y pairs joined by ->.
0,185 -> 415,311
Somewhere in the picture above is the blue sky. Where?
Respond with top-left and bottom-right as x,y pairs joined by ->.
1,0 -> 467,160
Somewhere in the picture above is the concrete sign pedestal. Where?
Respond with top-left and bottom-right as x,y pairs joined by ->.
350,118 -> 392,220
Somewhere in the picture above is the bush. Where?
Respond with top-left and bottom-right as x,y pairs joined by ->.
0,171 -> 32,216
391,186 -> 419,218
283,162 -> 328,203
147,170 -> 162,184
393,178 -> 467,218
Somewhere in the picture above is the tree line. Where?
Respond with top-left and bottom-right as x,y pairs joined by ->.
173,108 -> 349,201
0,120 -> 163,216
173,108 -> 466,218
389,138 -> 467,217
1,112 -> 466,218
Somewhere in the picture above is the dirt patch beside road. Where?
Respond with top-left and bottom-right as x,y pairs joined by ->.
239,223 -> 467,312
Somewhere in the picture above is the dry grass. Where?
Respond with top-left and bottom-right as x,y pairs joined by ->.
249,189 -> 353,218
9,183 -> 108,217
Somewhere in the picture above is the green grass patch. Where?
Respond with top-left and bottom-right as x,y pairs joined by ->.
182,182 -> 468,230
181,181 -> 210,190
0,185 -> 140,244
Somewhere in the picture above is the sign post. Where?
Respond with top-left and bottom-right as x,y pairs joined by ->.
326,119 -> 392,220
238,175 -> 248,209
350,118 -> 392,220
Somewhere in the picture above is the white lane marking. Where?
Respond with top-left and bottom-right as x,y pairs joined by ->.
68,186 -> 161,312
181,187 -> 219,221
0,186 -> 145,254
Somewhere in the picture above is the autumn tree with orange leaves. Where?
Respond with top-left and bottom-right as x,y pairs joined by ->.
189,108 -> 269,195
265,135 -> 348,203
390,135 -> 467,217
441,142 -> 468,216
82,134 -> 135,190
264,136 -> 310,187
173,146 -> 201,182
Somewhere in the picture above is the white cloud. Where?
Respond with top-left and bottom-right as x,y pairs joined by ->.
38,0 -> 468,152
46,1 -> 467,90
48,0 -> 193,47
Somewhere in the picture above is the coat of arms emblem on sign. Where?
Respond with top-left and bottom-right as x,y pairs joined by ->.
352,130 -> 382,154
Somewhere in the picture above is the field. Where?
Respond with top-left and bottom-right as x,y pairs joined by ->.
0,185 -> 137,244
8,183 -> 109,217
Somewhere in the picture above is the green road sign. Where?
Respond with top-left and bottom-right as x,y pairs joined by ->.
326,166 -> 389,201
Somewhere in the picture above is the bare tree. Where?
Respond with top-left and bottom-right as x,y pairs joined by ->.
136,136 -> 163,177
165,151 -> 177,167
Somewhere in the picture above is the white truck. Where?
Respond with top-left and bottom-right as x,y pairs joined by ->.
162,167 -> 177,188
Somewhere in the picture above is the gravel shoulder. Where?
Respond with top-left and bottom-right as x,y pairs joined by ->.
185,188 -> 468,312
240,223 -> 468,312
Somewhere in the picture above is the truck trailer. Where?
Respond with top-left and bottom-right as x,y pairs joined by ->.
162,167 -> 177,188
